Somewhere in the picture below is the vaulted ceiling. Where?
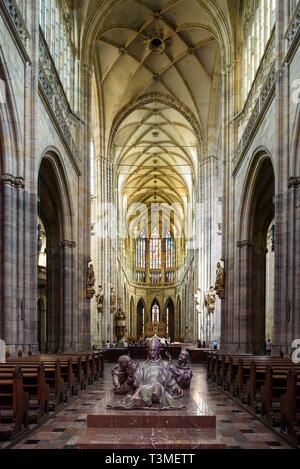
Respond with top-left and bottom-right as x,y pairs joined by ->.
91,0 -> 223,224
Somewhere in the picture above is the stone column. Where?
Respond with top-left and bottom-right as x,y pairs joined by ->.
272,0 -> 288,357
221,59 -> 238,351
59,240 -> 76,351
235,240 -> 254,353
287,178 -> 300,346
0,176 -> 21,351
198,155 -> 221,344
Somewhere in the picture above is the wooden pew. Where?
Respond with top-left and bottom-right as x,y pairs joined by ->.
280,368 -> 300,445
245,358 -> 291,412
260,363 -> 300,426
213,353 -> 225,386
0,363 -> 49,423
95,351 -> 104,377
224,355 -> 251,394
219,355 -> 232,389
86,353 -> 97,384
10,354 -> 83,396
246,360 -> 269,411
0,367 -> 29,440
60,354 -> 89,389
235,356 -> 270,402
206,351 -> 218,381
8,358 -> 64,410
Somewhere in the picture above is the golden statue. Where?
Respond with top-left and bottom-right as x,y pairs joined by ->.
215,262 -> 225,299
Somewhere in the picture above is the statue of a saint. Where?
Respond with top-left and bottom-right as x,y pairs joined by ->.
206,285 -> 216,312
87,263 -> 95,289
96,285 -> 104,312
86,263 -> 95,298
107,337 -> 185,410
215,262 -> 225,299
112,355 -> 136,395
110,287 -> 116,311
170,351 -> 193,389
194,288 -> 201,312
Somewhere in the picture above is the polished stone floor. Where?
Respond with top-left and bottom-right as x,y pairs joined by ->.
9,363 -> 294,449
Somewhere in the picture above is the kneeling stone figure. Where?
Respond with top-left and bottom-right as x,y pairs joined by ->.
170,351 -> 193,389
112,355 -> 136,395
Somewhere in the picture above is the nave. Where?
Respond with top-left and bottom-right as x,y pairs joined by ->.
1,0 -> 300,453
4,362 -> 293,450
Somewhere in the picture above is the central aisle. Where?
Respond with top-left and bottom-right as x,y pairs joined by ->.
12,363 -> 293,449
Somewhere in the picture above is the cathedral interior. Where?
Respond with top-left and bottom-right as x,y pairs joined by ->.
0,0 -> 300,453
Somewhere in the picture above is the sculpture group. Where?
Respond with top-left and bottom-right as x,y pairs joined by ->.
108,337 -> 192,410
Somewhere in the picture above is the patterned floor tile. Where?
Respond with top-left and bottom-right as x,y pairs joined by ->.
8,363 -> 296,450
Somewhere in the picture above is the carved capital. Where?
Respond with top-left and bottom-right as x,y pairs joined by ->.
59,240 -> 76,249
200,155 -> 218,166
0,173 -> 25,189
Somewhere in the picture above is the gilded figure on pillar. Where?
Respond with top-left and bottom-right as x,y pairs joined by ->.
86,262 -> 95,298
96,285 -> 104,313
110,287 -> 116,312
215,262 -> 225,299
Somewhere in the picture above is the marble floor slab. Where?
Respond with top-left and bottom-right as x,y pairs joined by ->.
8,362 -> 294,450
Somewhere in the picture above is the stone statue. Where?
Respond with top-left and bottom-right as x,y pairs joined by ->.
110,287 -> 116,311
194,288 -> 201,312
86,263 -> 95,298
215,262 -> 225,299
206,285 -> 216,312
107,337 -> 185,410
112,355 -> 136,395
96,285 -> 104,313
87,263 -> 95,288
170,351 -> 193,389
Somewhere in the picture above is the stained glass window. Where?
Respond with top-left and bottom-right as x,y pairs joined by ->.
165,232 -> 175,269
150,228 -> 161,269
150,272 -> 161,284
136,271 -> 146,283
151,303 -> 160,322
165,271 -> 175,283
136,230 -> 146,269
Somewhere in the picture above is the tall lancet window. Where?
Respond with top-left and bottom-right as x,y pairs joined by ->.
150,228 -> 161,269
165,232 -> 175,269
136,230 -> 146,269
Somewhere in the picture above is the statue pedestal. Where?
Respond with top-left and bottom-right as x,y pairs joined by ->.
75,389 -> 225,449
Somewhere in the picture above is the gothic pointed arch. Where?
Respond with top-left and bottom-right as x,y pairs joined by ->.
136,297 -> 146,339
236,150 -> 275,354
164,297 -> 175,341
38,150 -> 77,353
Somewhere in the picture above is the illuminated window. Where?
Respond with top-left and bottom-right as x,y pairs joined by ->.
151,303 -> 160,322
165,271 -> 175,283
165,232 -> 175,269
150,228 -> 161,269
39,0 -> 75,106
136,230 -> 146,269
150,272 -> 161,284
243,0 -> 276,102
